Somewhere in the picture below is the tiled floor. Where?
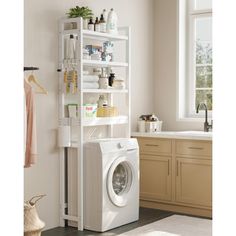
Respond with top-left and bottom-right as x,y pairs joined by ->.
42,207 -> 174,236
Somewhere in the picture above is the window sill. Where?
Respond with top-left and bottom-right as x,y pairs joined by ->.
177,117 -> 210,122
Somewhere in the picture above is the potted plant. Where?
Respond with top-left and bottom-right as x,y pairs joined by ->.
66,6 -> 93,29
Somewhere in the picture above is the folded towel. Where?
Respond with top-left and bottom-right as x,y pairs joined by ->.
83,70 -> 89,75
83,75 -> 99,82
83,82 -> 99,89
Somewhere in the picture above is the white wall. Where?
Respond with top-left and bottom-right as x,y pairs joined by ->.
24,0 -> 154,230
154,0 -> 202,131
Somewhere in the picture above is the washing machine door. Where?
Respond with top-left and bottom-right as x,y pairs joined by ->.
107,156 -> 136,207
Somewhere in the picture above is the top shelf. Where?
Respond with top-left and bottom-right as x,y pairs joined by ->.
83,30 -> 128,41
61,29 -> 128,41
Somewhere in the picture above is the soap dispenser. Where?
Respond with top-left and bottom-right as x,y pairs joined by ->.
107,8 -> 118,34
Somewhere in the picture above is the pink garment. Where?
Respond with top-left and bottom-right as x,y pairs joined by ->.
24,80 -> 37,168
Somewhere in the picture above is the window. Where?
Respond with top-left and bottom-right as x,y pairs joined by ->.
178,0 -> 212,119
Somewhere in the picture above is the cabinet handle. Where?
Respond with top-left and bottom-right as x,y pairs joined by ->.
145,144 -> 159,147
176,160 -> 179,176
168,159 -> 170,176
188,146 -> 204,150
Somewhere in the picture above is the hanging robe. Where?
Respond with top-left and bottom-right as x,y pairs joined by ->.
24,80 -> 37,167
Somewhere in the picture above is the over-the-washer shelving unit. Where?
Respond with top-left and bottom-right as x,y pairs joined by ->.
58,17 -> 131,231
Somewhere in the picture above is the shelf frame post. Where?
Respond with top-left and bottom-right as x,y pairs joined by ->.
126,27 -> 131,138
58,18 -> 66,227
76,17 -> 84,231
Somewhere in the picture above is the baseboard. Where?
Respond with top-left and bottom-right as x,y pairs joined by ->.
140,200 -> 212,218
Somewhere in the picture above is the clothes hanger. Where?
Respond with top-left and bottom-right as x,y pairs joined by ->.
27,72 -> 48,95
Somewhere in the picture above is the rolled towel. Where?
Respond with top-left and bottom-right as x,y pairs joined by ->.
83,75 -> 99,82
83,70 -> 89,75
83,82 -> 99,89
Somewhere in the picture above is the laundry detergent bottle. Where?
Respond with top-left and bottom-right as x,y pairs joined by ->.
107,8 -> 118,34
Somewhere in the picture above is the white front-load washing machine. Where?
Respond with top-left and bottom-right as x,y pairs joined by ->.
84,138 -> 139,232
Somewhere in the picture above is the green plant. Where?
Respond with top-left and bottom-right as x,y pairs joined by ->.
66,6 -> 93,19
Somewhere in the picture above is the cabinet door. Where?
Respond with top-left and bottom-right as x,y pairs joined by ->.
176,158 -> 212,207
140,155 -> 171,202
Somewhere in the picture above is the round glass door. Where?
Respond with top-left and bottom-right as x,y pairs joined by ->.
112,162 -> 131,195
107,157 -> 135,207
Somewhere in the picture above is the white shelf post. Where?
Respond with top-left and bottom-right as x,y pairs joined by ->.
126,27 -> 131,138
58,18 -> 66,227
77,17 -> 84,231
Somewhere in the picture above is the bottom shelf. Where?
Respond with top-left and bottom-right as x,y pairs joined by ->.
60,115 -> 128,127
83,115 -> 128,126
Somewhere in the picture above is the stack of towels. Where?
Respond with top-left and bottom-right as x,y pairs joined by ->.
83,75 -> 99,89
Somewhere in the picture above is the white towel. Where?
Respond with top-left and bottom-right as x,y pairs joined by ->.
83,70 -> 89,75
83,75 -> 99,82
83,82 -> 99,89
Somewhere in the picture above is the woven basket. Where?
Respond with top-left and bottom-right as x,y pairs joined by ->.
24,195 -> 46,236
97,106 -> 118,117
24,230 -> 42,236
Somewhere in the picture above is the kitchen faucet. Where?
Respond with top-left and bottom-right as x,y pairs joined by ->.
196,103 -> 212,132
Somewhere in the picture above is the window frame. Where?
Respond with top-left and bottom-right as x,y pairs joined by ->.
177,0 -> 212,121
187,0 -> 212,118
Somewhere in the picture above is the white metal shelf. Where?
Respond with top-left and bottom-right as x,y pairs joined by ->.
83,115 -> 128,126
61,29 -> 128,41
60,115 -> 128,127
58,17 -> 131,231
60,59 -> 128,68
82,89 -> 128,94
63,89 -> 128,95
83,59 -> 128,67
83,30 -> 128,41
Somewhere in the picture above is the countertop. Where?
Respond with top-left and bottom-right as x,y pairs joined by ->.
132,131 -> 212,141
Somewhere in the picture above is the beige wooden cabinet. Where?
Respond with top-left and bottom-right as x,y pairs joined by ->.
175,139 -> 212,208
176,158 -> 212,207
135,137 -> 212,218
140,155 -> 171,201
138,138 -> 172,202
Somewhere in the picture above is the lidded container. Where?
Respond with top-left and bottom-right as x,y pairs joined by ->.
145,114 -> 163,133
97,95 -> 108,108
99,68 -> 109,89
108,72 -> 115,87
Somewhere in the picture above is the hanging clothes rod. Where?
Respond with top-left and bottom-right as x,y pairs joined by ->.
24,67 -> 39,71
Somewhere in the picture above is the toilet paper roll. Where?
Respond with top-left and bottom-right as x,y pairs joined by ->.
58,126 -> 71,147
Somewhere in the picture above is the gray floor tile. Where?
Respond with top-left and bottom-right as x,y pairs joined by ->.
42,207 -> 174,236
